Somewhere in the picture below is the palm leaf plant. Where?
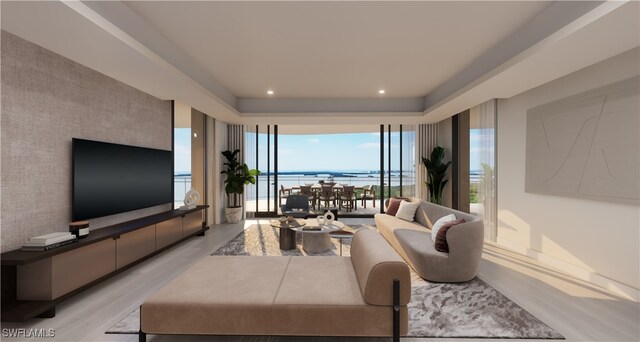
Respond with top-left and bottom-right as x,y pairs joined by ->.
221,149 -> 261,208
421,146 -> 451,205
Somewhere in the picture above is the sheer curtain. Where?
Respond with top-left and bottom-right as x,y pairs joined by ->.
471,100 -> 497,242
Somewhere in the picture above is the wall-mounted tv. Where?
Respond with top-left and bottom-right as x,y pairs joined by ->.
72,138 -> 172,221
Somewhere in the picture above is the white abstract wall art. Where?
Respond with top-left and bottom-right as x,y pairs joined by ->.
525,77 -> 639,204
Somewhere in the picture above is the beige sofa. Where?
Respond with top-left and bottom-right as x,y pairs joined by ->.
140,229 -> 411,340
375,198 -> 484,283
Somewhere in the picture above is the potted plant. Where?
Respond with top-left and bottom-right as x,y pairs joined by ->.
421,146 -> 451,205
221,149 -> 261,223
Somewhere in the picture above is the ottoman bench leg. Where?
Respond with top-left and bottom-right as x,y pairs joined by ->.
138,330 -> 146,342
393,279 -> 400,342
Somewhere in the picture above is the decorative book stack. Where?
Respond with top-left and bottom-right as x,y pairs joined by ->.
21,232 -> 78,251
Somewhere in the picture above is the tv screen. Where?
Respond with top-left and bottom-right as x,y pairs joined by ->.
72,138 -> 172,221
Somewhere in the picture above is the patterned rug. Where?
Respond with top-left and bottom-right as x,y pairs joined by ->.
107,223 -> 563,339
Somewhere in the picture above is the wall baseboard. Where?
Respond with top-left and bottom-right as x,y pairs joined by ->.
495,238 -> 640,302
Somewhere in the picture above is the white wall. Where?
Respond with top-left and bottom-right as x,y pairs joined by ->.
497,47 -> 640,300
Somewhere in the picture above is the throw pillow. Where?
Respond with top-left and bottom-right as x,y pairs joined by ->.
434,218 -> 466,253
395,200 -> 420,222
431,214 -> 457,241
386,198 -> 403,216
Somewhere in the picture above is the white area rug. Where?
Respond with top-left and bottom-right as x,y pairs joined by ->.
107,223 -> 563,339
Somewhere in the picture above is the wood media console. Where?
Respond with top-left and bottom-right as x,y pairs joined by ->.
0,205 -> 208,322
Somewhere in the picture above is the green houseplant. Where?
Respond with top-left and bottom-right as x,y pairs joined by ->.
421,146 -> 451,205
221,149 -> 261,223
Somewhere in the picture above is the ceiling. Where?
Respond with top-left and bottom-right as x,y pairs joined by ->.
1,1 -> 638,124
124,1 -> 550,99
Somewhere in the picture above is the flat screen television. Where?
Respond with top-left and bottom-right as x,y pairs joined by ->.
72,138 -> 172,221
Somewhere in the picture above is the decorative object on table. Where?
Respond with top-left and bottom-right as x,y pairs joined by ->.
69,221 -> 90,238
320,207 -> 339,221
422,146 -> 451,205
21,232 -> 78,251
323,210 -> 335,225
179,187 -> 200,210
278,216 -> 287,223
286,215 -> 294,223
221,149 -> 261,223
316,215 -> 327,226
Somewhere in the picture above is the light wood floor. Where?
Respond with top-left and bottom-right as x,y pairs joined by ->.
2,218 -> 638,342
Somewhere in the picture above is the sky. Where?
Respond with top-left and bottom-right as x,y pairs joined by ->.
273,132 -> 392,172
174,128 -> 191,174
174,129 -> 492,174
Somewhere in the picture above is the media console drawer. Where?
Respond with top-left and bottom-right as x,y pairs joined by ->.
183,211 -> 203,236
156,217 -> 182,250
116,225 -> 156,269
17,239 -> 116,301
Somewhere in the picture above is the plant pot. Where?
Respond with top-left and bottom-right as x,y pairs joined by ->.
225,207 -> 243,223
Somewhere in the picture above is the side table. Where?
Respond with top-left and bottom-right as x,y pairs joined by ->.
328,230 -> 354,256
270,220 -> 305,250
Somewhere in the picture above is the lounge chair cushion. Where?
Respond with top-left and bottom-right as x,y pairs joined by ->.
273,256 -> 407,336
141,256 -> 290,335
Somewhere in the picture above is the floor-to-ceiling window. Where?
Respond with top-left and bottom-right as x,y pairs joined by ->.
245,124 -> 416,217
173,102 -> 205,208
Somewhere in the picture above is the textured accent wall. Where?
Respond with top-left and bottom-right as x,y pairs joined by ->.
1,31 -> 172,252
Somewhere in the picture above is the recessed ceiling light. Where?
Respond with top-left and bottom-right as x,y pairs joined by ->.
267,90 -> 275,95
378,89 -> 386,95
193,132 -> 198,138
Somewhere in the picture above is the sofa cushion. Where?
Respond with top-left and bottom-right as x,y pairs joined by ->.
273,256 -> 408,336
434,218 -> 466,252
350,229 -> 411,306
395,200 -> 419,222
141,256 -> 291,335
374,213 -> 428,263
394,229 -> 450,279
385,198 -> 402,216
275,257 -> 363,306
431,213 -> 457,241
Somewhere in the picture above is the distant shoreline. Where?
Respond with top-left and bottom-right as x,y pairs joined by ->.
175,169 -> 484,177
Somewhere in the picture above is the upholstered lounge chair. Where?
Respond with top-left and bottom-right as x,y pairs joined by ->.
280,194 -> 310,218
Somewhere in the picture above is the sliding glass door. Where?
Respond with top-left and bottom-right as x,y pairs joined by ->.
245,125 -> 278,217
380,125 -> 416,212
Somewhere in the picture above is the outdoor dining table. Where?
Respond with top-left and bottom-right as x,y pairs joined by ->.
289,184 -> 364,191
287,184 -> 363,210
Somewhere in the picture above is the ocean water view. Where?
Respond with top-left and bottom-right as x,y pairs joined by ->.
175,169 -> 483,203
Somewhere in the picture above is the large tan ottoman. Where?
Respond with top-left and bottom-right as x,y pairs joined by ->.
140,229 -> 411,340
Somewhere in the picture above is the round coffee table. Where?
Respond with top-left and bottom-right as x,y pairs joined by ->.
270,219 -> 305,250
296,219 -> 343,253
